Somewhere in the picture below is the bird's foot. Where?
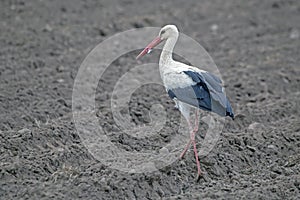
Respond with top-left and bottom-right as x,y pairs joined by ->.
196,174 -> 201,182
196,170 -> 210,182
179,152 -> 185,159
196,170 -> 203,182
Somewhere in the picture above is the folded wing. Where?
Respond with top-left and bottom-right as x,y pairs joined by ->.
167,70 -> 234,119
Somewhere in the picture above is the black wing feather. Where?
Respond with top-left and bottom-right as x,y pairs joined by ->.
167,70 -> 234,119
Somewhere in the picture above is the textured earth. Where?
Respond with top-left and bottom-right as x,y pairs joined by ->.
1,0 -> 300,199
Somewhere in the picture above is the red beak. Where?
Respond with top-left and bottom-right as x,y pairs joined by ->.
136,36 -> 162,60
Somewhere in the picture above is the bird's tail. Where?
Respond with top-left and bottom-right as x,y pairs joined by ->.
225,98 -> 234,120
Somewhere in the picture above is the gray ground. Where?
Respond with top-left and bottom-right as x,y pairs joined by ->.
1,0 -> 300,199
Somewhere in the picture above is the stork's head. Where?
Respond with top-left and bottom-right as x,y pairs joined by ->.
159,25 -> 179,40
136,25 -> 179,59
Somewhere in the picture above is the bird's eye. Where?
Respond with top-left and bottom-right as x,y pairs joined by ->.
161,30 -> 165,35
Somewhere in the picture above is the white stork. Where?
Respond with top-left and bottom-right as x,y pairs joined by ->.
136,25 -> 234,180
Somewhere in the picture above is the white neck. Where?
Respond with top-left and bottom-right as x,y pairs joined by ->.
159,36 -> 178,67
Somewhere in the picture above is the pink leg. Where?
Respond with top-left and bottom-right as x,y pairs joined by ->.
180,120 -> 193,159
193,110 -> 202,179
193,109 -> 199,133
180,110 -> 199,159
179,109 -> 202,179
191,129 -> 202,179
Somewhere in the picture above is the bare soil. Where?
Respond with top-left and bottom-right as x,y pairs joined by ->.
0,0 -> 300,199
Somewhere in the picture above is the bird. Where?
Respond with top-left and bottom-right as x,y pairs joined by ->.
136,25 -> 234,180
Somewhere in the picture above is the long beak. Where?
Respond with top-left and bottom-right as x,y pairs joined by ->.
136,36 -> 162,60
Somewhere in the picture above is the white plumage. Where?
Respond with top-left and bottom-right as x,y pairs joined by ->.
136,25 -> 234,180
